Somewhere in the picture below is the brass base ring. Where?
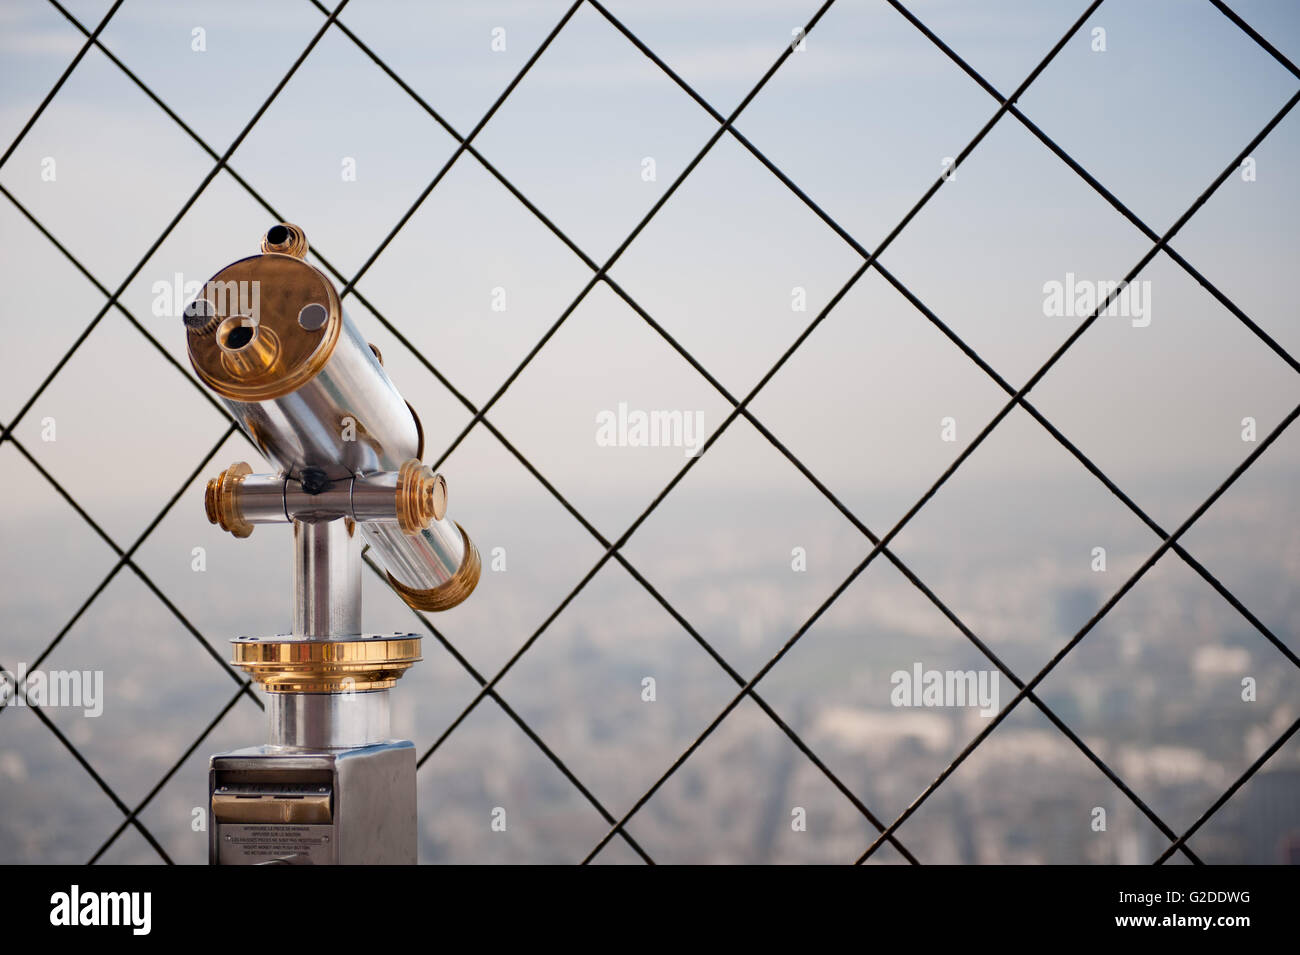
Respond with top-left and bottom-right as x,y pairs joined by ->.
231,634 -> 421,692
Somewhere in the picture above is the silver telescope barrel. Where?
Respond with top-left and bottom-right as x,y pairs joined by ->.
188,223 -> 479,611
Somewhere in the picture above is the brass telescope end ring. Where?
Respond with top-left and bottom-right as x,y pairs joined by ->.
386,524 -> 481,612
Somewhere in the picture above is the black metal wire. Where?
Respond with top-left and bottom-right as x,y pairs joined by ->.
410,0 -> 1204,866
24,0 -> 924,866
1210,0 -> 1300,83
0,0 -> 1294,867
0,0 -> 124,170
302,0 -> 587,301
578,16 -> 1300,863
857,399 -> 1300,863
0,421 -> 249,865
881,0 -> 1300,380
1153,716 -> 1300,865
88,680 -> 260,865
4,427 -> 247,686
358,552 -> 657,865
32,0 -> 668,869
601,0 -> 1300,860
598,0 -> 1299,681
584,0 -> 1241,863
0,1 -> 357,863
18,0 -> 642,869
0,0 -> 352,448
422,0 -> 843,479
0,656 -> 173,863
32,0 -> 1139,869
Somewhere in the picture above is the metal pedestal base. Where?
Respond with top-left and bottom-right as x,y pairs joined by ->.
209,740 -> 416,865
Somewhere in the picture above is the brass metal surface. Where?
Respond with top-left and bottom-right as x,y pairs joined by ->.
183,298 -> 219,336
216,315 -> 280,379
259,222 -> 310,259
231,635 -> 422,693
212,791 -> 331,825
205,461 -> 254,538
395,458 -> 448,534
186,253 -> 341,402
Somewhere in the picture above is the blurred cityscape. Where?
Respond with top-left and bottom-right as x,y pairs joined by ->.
1,461 -> 1296,864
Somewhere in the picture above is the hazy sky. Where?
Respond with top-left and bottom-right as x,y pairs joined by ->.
2,0 -> 1298,542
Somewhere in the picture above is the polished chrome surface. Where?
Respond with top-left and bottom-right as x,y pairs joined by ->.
362,517 -> 466,590
282,481 -> 335,523
193,249 -> 475,596
293,518 -> 361,639
223,307 -> 419,481
226,470 -> 407,525
285,473 -> 407,523
349,470 -> 400,521
267,690 -> 391,750
236,472 -> 288,523
213,461 -> 474,596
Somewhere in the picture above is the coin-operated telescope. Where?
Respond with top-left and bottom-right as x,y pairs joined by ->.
186,223 -> 479,864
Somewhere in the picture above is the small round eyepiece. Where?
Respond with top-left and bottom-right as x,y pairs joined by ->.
215,315 -> 279,377
260,222 -> 309,259
224,324 -> 254,349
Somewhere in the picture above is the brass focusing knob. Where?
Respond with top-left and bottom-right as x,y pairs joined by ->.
183,298 -> 220,336
260,222 -> 309,259
205,462 -> 254,538
395,459 -> 448,534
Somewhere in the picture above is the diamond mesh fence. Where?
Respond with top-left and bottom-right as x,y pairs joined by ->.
0,0 -> 1297,864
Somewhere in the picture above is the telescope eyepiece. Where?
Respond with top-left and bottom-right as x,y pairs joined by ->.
260,221 -> 309,259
